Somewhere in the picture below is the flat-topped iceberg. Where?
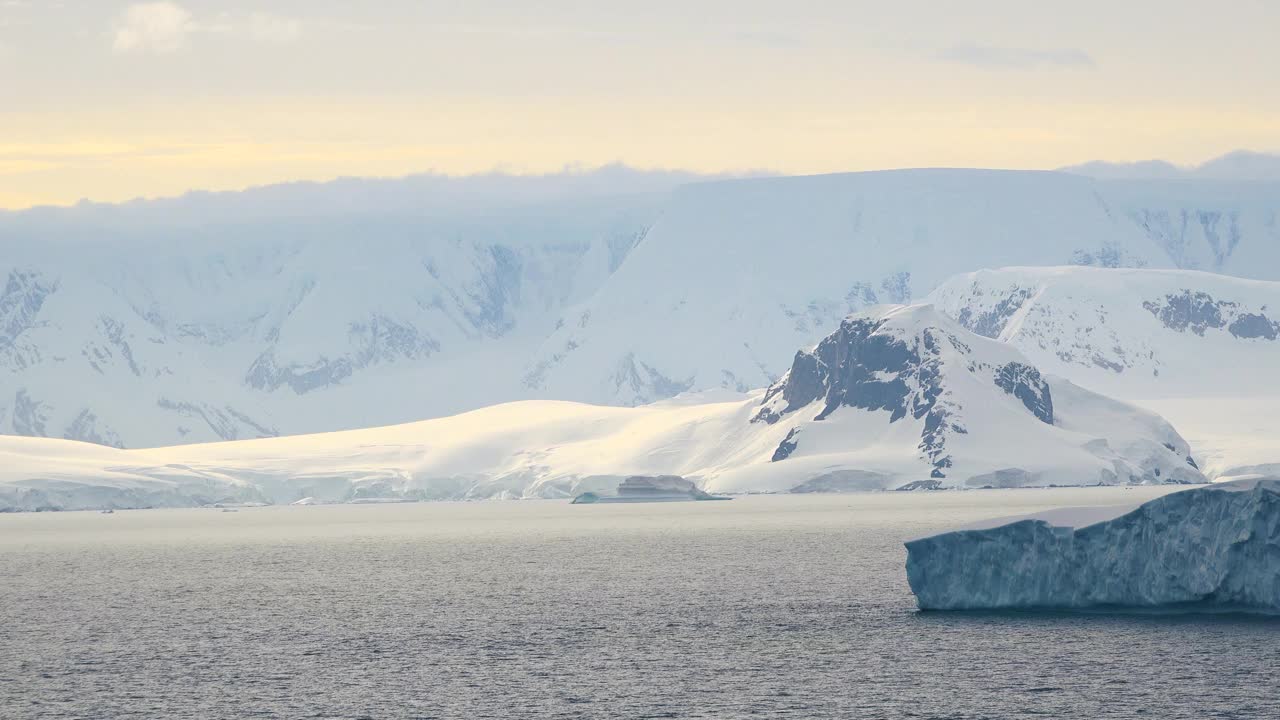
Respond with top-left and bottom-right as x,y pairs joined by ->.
905,478 -> 1280,612
571,475 -> 730,504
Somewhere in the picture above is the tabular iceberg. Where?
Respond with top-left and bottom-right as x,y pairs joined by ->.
905,478 -> 1280,612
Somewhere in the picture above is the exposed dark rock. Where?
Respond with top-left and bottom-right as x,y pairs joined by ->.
0,270 -> 55,345
1143,290 -> 1280,340
463,245 -> 522,337
896,479 -> 945,491
225,408 -> 279,439
611,353 -> 694,403
953,286 -> 1035,338
12,389 -> 48,436
719,370 -> 752,393
844,282 -> 879,307
0,269 -> 56,370
766,351 -> 825,415
88,316 -> 142,377
63,410 -> 125,449
1228,313 -> 1279,340
245,352 -> 354,394
1198,210 -> 1242,269
752,314 -> 966,478
993,362 -> 1054,424
348,315 -> 441,365
1131,209 -> 1195,268
771,428 -> 801,461
1072,243 -> 1129,268
752,406 -> 782,425
245,313 -> 440,395
1144,290 -> 1224,335
156,398 -> 278,442
880,271 -> 912,304
1091,355 -> 1125,373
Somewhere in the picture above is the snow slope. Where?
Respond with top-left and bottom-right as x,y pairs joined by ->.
3,168 -> 1278,447
524,171 -> 1280,407
928,266 -> 1280,478
0,305 -> 1204,512
748,304 -> 1201,491
0,193 -> 662,447
905,478 -> 1280,612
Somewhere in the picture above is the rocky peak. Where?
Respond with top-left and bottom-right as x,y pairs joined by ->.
753,305 -> 1056,478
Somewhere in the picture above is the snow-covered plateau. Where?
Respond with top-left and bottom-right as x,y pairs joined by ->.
905,478 -> 1280,612
0,304 -> 1204,511
3,168 -> 1279,448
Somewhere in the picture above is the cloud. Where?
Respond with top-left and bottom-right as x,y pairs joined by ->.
937,44 -> 1095,70
112,2 -> 193,54
112,4 -> 300,54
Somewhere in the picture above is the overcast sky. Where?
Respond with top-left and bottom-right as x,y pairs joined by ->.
2,0 -> 1279,208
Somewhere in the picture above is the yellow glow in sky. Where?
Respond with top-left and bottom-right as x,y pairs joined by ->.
2,1 -> 1279,208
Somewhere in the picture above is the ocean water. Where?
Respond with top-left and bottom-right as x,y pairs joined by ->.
2,488 -> 1277,719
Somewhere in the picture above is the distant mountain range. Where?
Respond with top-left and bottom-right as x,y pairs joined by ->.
2,165 -> 1279,450
1060,150 -> 1280,181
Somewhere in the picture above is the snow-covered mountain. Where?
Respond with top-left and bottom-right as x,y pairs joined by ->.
1061,150 -> 1280,181
523,170 -> 1280,407
0,304 -> 1203,511
0,193 -> 663,447
746,304 -> 1201,491
928,266 -> 1280,479
3,168 -> 1278,448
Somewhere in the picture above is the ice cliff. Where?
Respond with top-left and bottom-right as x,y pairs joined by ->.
905,478 -> 1280,612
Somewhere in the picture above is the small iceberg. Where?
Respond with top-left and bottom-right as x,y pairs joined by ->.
572,475 -> 731,504
904,478 -> 1280,612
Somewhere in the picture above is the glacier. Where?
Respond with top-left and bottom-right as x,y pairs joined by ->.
904,478 -> 1280,612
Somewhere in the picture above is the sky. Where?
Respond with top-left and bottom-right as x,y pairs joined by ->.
2,0 -> 1279,209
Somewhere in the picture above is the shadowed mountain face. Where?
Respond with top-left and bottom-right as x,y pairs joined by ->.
752,307 -> 1060,479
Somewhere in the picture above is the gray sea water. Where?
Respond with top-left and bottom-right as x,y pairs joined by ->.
2,488 -> 1277,719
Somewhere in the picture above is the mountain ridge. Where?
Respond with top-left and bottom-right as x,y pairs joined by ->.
2,168 -> 1279,447
928,266 -> 1280,478
0,303 -> 1203,511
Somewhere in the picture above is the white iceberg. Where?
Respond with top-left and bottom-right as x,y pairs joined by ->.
905,478 -> 1280,612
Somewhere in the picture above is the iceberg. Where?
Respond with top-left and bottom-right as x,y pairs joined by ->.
571,475 -> 730,504
905,478 -> 1280,612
